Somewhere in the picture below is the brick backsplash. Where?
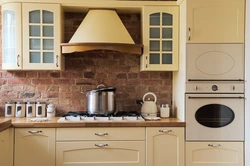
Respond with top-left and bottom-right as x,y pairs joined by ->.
0,10 -> 172,116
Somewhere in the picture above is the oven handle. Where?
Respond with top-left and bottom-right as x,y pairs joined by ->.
188,96 -> 245,99
188,79 -> 244,82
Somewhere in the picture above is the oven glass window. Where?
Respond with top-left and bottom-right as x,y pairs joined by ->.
195,104 -> 235,128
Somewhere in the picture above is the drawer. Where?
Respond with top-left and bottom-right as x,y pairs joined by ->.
56,127 -> 145,141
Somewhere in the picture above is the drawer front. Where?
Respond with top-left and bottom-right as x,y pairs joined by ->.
56,127 -> 145,141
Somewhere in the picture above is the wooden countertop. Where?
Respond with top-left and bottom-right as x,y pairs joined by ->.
0,117 -> 185,128
0,119 -> 12,132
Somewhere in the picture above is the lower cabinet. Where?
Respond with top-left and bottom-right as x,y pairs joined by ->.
146,127 -> 184,166
14,128 -> 56,166
186,142 -> 244,166
0,128 -> 13,166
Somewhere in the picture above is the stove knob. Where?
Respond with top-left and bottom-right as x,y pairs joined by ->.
211,85 -> 218,91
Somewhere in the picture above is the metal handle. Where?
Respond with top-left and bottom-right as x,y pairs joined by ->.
28,130 -> 42,134
17,55 -> 20,67
188,28 -> 191,41
95,144 -> 108,147
159,129 -> 172,133
146,56 -> 148,68
208,144 -> 221,147
56,55 -> 59,67
188,79 -> 244,82
95,132 -> 108,136
188,96 -> 245,99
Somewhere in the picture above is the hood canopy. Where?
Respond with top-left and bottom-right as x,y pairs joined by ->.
61,9 -> 143,55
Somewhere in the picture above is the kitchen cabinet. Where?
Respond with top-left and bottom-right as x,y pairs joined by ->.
186,0 -> 245,43
186,142 -> 244,166
1,3 -> 64,70
56,127 -> 145,166
140,6 -> 179,71
146,127 -> 184,166
0,128 -> 13,166
14,128 -> 56,166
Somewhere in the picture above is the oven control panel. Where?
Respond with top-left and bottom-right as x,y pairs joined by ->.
186,83 -> 244,93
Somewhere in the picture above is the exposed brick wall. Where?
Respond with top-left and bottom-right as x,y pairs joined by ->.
0,10 -> 172,116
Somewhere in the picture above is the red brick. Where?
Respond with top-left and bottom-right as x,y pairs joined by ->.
8,78 -> 30,84
32,79 -> 52,85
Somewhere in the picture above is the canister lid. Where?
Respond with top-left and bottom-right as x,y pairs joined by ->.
26,102 -> 35,104
36,102 -> 46,104
16,102 -> 26,104
5,101 -> 15,104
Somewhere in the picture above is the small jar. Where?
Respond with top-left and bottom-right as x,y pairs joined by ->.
26,102 -> 36,117
15,102 -> 26,117
36,102 -> 46,117
5,102 -> 15,117
160,104 -> 170,118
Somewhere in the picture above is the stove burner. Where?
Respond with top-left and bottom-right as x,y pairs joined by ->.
115,111 -> 141,117
62,111 -> 89,117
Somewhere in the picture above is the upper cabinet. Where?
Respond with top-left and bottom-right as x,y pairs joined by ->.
187,0 -> 245,43
2,3 -> 64,70
140,6 -> 179,71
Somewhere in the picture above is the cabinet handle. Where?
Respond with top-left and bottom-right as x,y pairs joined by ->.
95,132 -> 108,136
17,55 -> 20,67
95,144 -> 108,147
28,130 -> 42,134
188,28 -> 191,41
208,144 -> 221,147
56,55 -> 59,67
159,129 -> 172,133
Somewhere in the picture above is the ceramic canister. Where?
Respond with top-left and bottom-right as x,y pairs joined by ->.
15,102 -> 26,117
5,102 -> 15,117
26,102 -> 36,117
36,102 -> 46,117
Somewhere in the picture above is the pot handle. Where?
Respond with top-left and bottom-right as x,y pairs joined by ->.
97,84 -> 105,88
142,92 -> 157,103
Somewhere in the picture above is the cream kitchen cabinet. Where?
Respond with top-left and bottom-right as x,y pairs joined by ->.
2,3 -> 64,70
14,128 -> 56,166
0,128 -> 13,166
146,127 -> 184,166
186,142 -> 244,166
56,127 -> 145,166
140,6 -> 179,71
187,0 -> 245,43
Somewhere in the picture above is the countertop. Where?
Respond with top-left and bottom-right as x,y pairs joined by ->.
0,117 -> 185,128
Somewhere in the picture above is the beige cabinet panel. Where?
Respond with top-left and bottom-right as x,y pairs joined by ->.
187,0 -> 245,43
14,128 -> 56,166
146,127 -> 184,166
0,128 -> 13,166
186,142 -> 244,166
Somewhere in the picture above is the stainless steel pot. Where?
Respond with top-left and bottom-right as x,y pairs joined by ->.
86,84 -> 116,115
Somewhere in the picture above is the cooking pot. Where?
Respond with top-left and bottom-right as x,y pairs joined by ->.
86,84 -> 116,115
141,92 -> 158,117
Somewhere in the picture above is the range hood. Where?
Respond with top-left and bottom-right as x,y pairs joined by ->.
61,9 -> 143,55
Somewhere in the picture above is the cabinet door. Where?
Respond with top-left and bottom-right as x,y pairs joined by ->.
146,127 -> 184,166
56,141 -> 145,166
186,142 -> 244,166
14,128 -> 55,166
0,128 -> 13,166
187,0 -> 245,43
22,3 -> 63,70
141,6 -> 179,71
2,3 -> 22,70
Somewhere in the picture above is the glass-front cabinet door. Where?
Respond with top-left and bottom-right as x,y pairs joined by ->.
2,3 -> 22,70
141,6 -> 178,71
22,3 -> 63,70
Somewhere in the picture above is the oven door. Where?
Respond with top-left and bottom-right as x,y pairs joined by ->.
186,44 -> 244,81
186,93 -> 244,141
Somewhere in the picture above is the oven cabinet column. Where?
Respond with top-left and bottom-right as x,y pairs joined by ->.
140,6 -> 179,71
14,128 -> 56,166
56,127 -> 145,166
186,0 -> 245,43
0,128 -> 14,166
146,127 -> 184,166
186,142 -> 244,166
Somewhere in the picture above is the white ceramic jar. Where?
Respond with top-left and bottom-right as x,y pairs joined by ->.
36,102 -> 46,117
5,102 -> 15,117
160,104 -> 170,118
15,102 -> 26,117
26,102 -> 36,117
46,104 -> 56,118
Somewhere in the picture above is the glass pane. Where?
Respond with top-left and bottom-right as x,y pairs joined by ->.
30,25 -> 40,36
162,41 -> 172,51
43,39 -> 54,50
150,13 -> 160,26
150,41 -> 160,51
29,10 -> 40,23
43,52 -> 54,63
195,104 -> 235,128
162,54 -> 172,64
43,26 -> 54,37
30,39 -> 41,50
162,28 -> 172,38
150,28 -> 160,38
30,52 -> 41,63
150,53 -> 160,64
162,13 -> 172,26
43,10 -> 53,24
3,48 -> 15,63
